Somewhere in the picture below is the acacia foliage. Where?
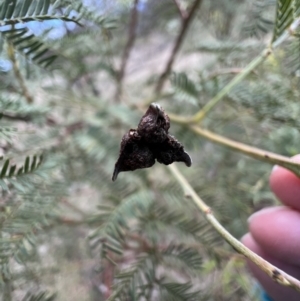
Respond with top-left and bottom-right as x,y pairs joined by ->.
0,0 -> 299,300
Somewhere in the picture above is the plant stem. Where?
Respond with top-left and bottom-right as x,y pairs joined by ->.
189,125 -> 300,177
155,0 -> 203,94
116,0 -> 139,100
169,17 -> 300,124
191,49 -> 271,123
168,164 -> 300,292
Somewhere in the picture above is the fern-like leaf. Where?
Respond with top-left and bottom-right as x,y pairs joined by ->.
89,191 -> 154,257
159,282 -> 201,301
59,0 -> 118,29
0,126 -> 17,142
293,0 -> 300,18
1,27 -> 57,68
0,95 -> 48,121
0,0 -> 85,68
161,244 -> 203,271
285,39 -> 300,74
107,256 -> 153,301
22,290 -> 56,301
170,72 -> 199,105
242,0 -> 274,38
0,0 -> 82,26
0,154 -> 42,179
272,0 -> 296,41
0,154 -> 43,190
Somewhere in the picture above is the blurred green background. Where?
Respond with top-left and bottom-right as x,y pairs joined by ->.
0,0 -> 299,300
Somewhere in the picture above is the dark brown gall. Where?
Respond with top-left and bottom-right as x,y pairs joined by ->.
112,103 -> 192,181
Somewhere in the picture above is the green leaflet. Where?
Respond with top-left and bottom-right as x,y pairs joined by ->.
272,0 -> 300,41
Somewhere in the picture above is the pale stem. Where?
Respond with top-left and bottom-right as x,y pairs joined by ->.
190,125 -> 300,177
169,17 -> 300,124
168,163 -> 300,292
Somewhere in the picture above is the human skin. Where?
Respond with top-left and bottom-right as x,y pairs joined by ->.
242,155 -> 300,301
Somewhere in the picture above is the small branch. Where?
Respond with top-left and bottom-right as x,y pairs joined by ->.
54,216 -> 85,226
189,17 -> 300,123
155,0 -> 203,94
7,42 -> 33,104
206,67 -> 255,80
166,48 -> 272,125
189,125 -> 300,177
168,164 -> 300,292
116,0 -> 140,100
135,37 -> 245,108
137,104 -> 300,178
191,48 -> 272,123
165,17 -> 300,125
172,0 -> 188,20
166,111 -> 300,177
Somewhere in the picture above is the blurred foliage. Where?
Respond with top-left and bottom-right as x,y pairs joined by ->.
0,0 -> 299,300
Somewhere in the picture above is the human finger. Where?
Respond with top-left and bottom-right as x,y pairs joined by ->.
242,233 -> 300,301
269,154 -> 300,211
248,206 -> 300,266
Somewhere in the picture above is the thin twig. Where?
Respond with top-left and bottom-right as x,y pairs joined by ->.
191,48 -> 272,123
166,48 -> 273,125
7,43 -> 33,104
0,16 -> 82,27
168,163 -> 300,292
166,115 -> 300,178
116,0 -> 140,100
155,0 -> 203,94
172,0 -> 188,19
189,125 -> 300,177
164,17 -> 300,125
54,216 -> 86,226
169,17 -> 300,124
206,67 -> 254,80
138,99 -> 300,178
